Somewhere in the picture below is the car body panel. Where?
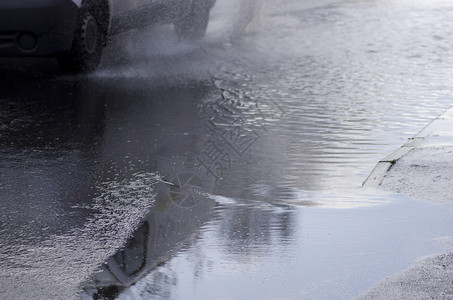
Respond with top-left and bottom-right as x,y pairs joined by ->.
0,0 -> 216,60
0,0 -> 79,56
108,0 -> 191,35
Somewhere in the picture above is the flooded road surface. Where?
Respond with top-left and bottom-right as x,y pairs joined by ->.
1,0 -> 453,299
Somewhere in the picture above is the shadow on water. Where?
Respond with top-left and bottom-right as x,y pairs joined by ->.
0,57 -> 220,298
0,60 -> 106,244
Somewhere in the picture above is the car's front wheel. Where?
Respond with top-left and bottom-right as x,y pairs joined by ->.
58,8 -> 104,74
174,0 -> 211,40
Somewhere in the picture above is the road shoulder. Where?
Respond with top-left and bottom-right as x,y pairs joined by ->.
363,107 -> 453,211
360,107 -> 453,299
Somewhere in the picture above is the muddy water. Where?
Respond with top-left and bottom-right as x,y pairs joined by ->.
1,0 -> 453,299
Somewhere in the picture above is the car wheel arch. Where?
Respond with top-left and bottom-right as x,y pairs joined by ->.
81,0 -> 111,43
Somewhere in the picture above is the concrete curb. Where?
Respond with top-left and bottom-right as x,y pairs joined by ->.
363,107 -> 453,188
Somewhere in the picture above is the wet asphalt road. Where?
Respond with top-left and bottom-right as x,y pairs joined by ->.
0,59 -> 219,298
2,0 -> 453,299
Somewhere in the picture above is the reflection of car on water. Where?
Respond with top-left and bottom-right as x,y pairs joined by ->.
0,0 -> 216,73
83,186 -> 215,299
77,81 -> 220,298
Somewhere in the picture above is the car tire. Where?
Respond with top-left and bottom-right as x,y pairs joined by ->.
174,0 -> 211,40
58,8 -> 104,74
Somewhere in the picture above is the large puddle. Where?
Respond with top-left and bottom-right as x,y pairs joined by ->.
1,0 -> 453,299
102,191 -> 453,300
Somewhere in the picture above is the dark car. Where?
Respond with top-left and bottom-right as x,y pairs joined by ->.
0,0 -> 216,73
